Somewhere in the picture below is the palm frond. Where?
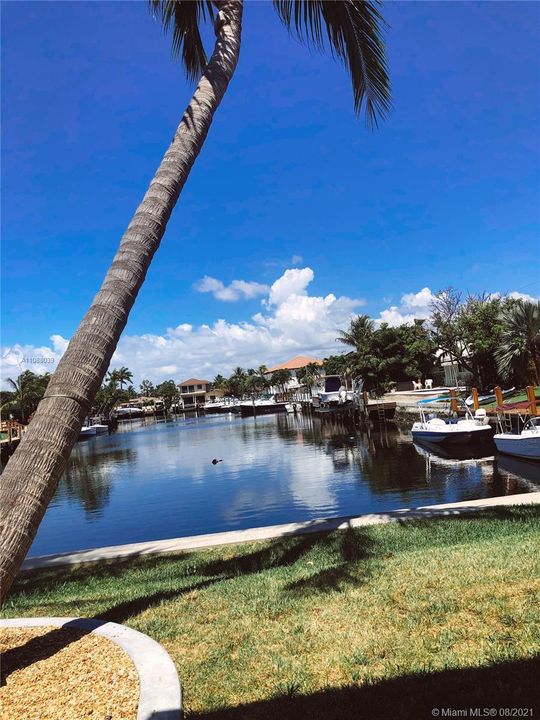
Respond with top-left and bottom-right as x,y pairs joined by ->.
149,0 -> 215,81
273,0 -> 391,126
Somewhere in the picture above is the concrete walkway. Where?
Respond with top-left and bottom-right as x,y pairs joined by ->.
22,491 -> 540,571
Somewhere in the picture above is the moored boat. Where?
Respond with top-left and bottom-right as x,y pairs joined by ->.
239,395 -> 288,417
411,400 -> 493,445
90,424 -> 109,434
494,418 -> 540,460
79,425 -> 97,439
204,398 -> 240,414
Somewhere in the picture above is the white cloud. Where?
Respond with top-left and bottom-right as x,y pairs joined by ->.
508,291 -> 538,303
194,275 -> 269,302
267,267 -> 314,305
1,267 -> 365,388
376,287 -> 435,327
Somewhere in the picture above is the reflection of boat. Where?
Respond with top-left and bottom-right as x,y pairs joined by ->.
411,401 -> 493,444
465,387 -> 515,407
413,439 -> 494,464
494,417 -> 540,460
239,395 -> 288,417
496,453 -> 540,486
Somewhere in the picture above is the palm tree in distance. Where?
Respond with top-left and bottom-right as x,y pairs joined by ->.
0,0 -> 391,602
140,379 -> 155,397
496,300 -> 540,386
115,367 -> 133,390
337,314 -> 375,352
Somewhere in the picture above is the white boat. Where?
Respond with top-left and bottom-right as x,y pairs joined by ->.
494,418 -> 540,460
465,387 -> 515,407
239,395 -> 288,417
285,401 -> 302,414
79,425 -> 97,439
411,401 -> 492,445
90,424 -> 109,434
316,375 -> 353,406
204,398 -> 240,414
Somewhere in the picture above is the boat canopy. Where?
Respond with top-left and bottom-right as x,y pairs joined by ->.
495,400 -> 535,412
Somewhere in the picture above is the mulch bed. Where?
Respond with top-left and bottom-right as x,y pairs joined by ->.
0,625 -> 139,719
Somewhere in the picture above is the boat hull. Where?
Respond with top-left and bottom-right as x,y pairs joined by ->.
412,426 -> 492,445
240,404 -> 287,417
493,434 -> 540,460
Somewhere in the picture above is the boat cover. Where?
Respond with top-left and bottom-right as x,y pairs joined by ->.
495,400 -> 535,412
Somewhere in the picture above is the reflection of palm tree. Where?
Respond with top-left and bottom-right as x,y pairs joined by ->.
496,300 -> 540,385
62,446 -> 137,515
0,0 -> 391,600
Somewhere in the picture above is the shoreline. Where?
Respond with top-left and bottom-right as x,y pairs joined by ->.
22,490 -> 540,572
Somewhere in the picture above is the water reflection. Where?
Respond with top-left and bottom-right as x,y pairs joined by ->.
58,444 -> 137,516
26,413 -> 539,556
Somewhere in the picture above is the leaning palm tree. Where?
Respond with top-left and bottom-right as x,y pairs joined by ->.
0,0 -> 390,602
495,299 -> 540,385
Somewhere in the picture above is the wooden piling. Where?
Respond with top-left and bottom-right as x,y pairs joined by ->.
471,388 -> 479,411
494,386 -> 504,407
527,386 -> 537,416
449,388 -> 458,413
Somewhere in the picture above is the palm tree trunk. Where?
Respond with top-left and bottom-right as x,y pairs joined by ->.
0,0 -> 243,604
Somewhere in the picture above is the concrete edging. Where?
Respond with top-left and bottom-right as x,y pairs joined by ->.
0,616 -> 181,720
22,491 -> 540,571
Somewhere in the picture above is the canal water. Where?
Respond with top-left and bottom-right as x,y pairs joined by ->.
28,413 -> 540,556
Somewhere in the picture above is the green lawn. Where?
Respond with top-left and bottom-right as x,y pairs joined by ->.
482,386 -> 540,410
3,507 -> 540,719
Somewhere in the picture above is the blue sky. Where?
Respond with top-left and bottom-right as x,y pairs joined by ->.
2,1 -> 539,383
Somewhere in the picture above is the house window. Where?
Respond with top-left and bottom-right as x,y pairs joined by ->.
197,384 -> 202,390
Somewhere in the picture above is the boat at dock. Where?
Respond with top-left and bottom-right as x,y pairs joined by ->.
239,395 -> 288,417
79,425 -> 97,439
203,398 -> 240,414
492,395 -> 540,460
411,400 -> 493,445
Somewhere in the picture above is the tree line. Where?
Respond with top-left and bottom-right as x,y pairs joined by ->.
327,292 -> 539,392
3,293 -> 538,424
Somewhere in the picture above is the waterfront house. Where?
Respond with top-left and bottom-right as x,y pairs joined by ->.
264,355 -> 324,392
178,378 -> 212,410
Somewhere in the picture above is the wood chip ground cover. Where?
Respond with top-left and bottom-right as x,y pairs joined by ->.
0,626 -> 138,720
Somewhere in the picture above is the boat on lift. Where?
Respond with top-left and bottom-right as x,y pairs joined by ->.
411,399 -> 493,444
316,375 -> 353,406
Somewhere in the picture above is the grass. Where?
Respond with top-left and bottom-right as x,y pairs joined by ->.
482,387 -> 540,410
2,506 -> 540,718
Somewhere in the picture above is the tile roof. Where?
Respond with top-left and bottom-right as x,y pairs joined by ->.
179,378 -> 211,386
265,355 -> 323,374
